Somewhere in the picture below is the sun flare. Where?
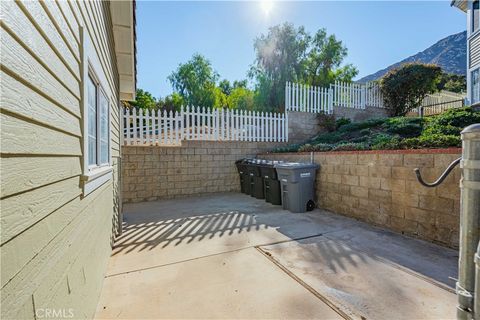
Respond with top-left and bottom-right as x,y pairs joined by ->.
260,0 -> 274,16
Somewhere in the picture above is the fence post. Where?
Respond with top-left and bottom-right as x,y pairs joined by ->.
285,111 -> 289,142
328,88 -> 334,114
285,82 -> 289,112
456,124 -> 480,320
361,85 -> 366,109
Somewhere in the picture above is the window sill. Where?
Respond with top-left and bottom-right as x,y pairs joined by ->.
81,166 -> 113,196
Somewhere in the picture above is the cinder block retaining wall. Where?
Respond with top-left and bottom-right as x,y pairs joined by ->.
334,106 -> 389,122
122,141 -> 283,203
288,107 -> 390,144
288,112 -> 321,144
261,149 -> 462,248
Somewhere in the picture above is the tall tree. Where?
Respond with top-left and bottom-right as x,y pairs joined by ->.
250,23 -> 357,111
303,29 -> 358,86
250,23 -> 309,111
168,54 -> 219,108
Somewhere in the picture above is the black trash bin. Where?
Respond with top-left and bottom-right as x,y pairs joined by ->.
235,159 -> 248,194
247,159 -> 265,199
259,160 -> 282,205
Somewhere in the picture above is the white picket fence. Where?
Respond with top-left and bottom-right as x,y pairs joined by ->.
286,81 -> 384,112
364,81 -> 384,108
123,106 -> 288,145
285,82 -> 333,113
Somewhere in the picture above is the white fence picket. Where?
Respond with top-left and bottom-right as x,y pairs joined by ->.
123,106 -> 287,145
286,80 -> 384,113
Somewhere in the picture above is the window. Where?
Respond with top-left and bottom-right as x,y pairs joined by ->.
472,68 -> 480,104
474,1 -> 479,33
87,73 -> 110,168
81,27 -> 112,195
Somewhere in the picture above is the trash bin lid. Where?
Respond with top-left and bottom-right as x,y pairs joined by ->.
274,162 -> 319,170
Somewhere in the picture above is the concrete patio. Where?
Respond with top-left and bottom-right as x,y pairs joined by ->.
95,193 -> 458,319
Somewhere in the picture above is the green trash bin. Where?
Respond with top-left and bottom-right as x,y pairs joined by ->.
275,162 -> 319,213
259,160 -> 282,205
247,159 -> 265,199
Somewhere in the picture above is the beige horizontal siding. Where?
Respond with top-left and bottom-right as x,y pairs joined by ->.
1,0 -> 123,319
0,156 -> 81,197
470,32 -> 480,69
0,71 -> 81,136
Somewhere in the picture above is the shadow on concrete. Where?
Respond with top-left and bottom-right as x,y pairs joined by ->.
113,210 -> 265,255
113,193 -> 457,289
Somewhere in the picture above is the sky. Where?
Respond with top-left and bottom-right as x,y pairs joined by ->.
136,1 -> 466,98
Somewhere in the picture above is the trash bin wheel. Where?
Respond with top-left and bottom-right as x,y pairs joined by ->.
306,200 -> 315,211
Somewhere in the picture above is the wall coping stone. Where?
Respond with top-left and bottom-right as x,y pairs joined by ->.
259,148 -> 461,156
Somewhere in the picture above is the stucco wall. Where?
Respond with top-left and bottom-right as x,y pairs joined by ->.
1,1 -> 122,319
261,149 -> 461,248
122,141 -> 284,203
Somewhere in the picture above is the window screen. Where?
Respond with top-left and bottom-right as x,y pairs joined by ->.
87,76 -> 97,166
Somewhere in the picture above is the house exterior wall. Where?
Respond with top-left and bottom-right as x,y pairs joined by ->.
469,33 -> 480,69
465,1 -> 480,104
261,149 -> 461,248
1,1 -> 123,319
122,142 -> 284,203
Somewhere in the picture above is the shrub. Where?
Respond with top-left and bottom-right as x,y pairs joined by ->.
400,134 -> 461,149
332,142 -> 369,151
335,117 -> 351,130
298,144 -> 314,152
423,106 -> 480,136
310,131 -> 344,144
317,112 -> 336,132
337,118 -> 386,133
370,135 -> 402,150
382,117 -> 424,137
271,144 -> 301,153
380,63 -> 442,116
313,143 -> 333,151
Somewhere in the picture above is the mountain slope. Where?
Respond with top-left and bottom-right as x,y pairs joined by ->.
358,31 -> 466,83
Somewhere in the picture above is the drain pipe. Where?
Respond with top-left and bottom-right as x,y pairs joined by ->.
475,241 -> 480,319
457,124 -> 480,320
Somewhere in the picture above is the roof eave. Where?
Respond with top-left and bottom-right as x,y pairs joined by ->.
451,0 -> 468,12
110,0 -> 137,101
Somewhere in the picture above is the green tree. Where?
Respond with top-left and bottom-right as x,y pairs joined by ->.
303,29 -> 358,86
250,23 -> 309,111
233,79 -> 248,89
158,92 -> 185,112
129,89 -> 157,109
213,86 -> 228,108
227,87 -> 255,110
380,63 -> 442,116
168,54 -> 219,108
250,23 -> 356,111
218,79 -> 232,96
437,73 -> 466,93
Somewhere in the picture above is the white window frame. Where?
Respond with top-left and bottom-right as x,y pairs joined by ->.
473,0 -> 480,35
471,67 -> 480,105
81,27 -> 112,195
